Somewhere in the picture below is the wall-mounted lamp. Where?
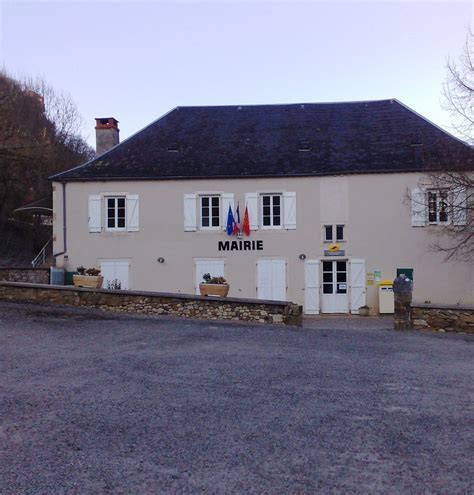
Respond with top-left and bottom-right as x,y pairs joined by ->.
157,257 -> 165,264
299,254 -> 306,260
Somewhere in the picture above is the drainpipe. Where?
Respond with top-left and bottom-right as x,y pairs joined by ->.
53,181 -> 67,266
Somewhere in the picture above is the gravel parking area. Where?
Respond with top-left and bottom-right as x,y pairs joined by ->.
1,301 -> 473,493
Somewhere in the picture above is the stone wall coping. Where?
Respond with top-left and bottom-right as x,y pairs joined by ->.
0,267 -> 49,272
412,302 -> 474,311
0,281 -> 292,308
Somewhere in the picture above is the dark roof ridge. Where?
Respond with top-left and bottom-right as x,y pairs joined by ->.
176,98 -> 396,109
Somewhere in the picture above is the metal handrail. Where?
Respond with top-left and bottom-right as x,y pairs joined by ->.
31,238 -> 53,268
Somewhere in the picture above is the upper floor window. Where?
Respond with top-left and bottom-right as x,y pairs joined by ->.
200,195 -> 220,229
324,224 -> 345,242
261,194 -> 282,228
428,190 -> 449,224
106,196 -> 126,230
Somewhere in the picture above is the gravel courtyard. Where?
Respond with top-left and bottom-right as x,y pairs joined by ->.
1,301 -> 473,494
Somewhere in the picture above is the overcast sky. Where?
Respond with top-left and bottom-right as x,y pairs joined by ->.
0,1 -> 472,147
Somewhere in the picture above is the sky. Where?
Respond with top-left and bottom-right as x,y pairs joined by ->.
0,0 -> 472,148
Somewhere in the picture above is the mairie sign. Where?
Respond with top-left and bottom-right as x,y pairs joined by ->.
218,240 -> 264,251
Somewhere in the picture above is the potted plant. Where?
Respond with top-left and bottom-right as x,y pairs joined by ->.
359,305 -> 370,317
73,266 -> 104,289
199,273 -> 230,297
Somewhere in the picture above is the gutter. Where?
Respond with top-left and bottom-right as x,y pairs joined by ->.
52,182 -> 67,266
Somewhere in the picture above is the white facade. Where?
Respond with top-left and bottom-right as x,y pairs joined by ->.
52,173 -> 473,314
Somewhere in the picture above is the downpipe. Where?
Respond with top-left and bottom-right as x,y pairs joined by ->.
52,181 -> 67,267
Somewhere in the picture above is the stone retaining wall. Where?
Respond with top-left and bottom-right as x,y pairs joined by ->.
0,268 -> 49,284
0,282 -> 303,326
412,303 -> 474,334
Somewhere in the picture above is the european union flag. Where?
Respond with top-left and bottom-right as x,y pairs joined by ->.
226,204 -> 234,236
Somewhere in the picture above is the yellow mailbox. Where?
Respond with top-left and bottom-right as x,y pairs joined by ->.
379,280 -> 394,314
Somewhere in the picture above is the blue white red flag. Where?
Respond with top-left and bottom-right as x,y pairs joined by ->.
233,202 -> 240,235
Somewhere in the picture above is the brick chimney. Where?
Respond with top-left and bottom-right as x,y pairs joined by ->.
95,118 -> 119,155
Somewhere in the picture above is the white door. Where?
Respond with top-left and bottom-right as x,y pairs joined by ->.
195,259 -> 225,294
321,260 -> 348,313
257,259 -> 287,301
349,258 -> 366,314
100,260 -> 130,290
304,260 -> 320,314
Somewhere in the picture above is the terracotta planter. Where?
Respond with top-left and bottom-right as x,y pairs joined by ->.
73,275 -> 104,289
359,306 -> 370,317
199,283 -> 230,297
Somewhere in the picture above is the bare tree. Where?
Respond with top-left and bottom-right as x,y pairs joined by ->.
442,29 -> 474,143
0,70 -> 94,223
410,31 -> 473,261
0,70 -> 93,265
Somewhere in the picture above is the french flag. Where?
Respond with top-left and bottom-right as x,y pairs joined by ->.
233,203 -> 240,235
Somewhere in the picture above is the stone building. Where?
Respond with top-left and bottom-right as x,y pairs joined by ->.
50,99 -> 473,314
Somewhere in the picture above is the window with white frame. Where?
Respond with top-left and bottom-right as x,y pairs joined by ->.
200,195 -> 220,229
261,194 -> 282,228
106,196 -> 126,230
428,190 -> 449,224
324,224 -> 345,242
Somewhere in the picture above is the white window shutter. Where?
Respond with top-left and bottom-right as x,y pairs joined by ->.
126,195 -> 139,232
221,193 -> 234,230
272,260 -> 287,301
257,260 -> 273,300
184,194 -> 197,231
349,258 -> 366,314
283,192 -> 296,229
245,192 -> 258,230
411,187 -> 426,227
88,195 -> 102,233
452,186 -> 467,226
100,261 -> 129,290
304,259 -> 320,314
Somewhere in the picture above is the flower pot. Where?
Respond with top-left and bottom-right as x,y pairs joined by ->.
199,283 -> 230,297
73,274 -> 104,289
359,306 -> 370,317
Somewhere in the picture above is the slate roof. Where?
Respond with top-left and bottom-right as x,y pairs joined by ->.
51,99 -> 473,181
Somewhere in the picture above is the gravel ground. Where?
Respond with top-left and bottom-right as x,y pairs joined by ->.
0,301 -> 473,494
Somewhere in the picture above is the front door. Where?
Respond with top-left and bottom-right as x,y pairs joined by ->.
321,260 -> 348,313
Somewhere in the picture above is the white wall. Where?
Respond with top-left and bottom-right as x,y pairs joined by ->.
52,174 -> 474,311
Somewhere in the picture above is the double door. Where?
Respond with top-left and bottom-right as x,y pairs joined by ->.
304,258 -> 366,314
321,260 -> 348,313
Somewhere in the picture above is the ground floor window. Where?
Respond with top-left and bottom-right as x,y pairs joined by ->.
257,259 -> 287,301
100,260 -> 130,290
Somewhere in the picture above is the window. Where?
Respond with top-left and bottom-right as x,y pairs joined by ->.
324,224 -> 345,242
324,225 -> 333,242
336,225 -> 345,241
106,196 -> 126,230
428,190 -> 449,224
200,195 -> 220,229
261,194 -> 282,228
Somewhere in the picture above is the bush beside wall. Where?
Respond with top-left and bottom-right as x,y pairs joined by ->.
0,282 -> 303,326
